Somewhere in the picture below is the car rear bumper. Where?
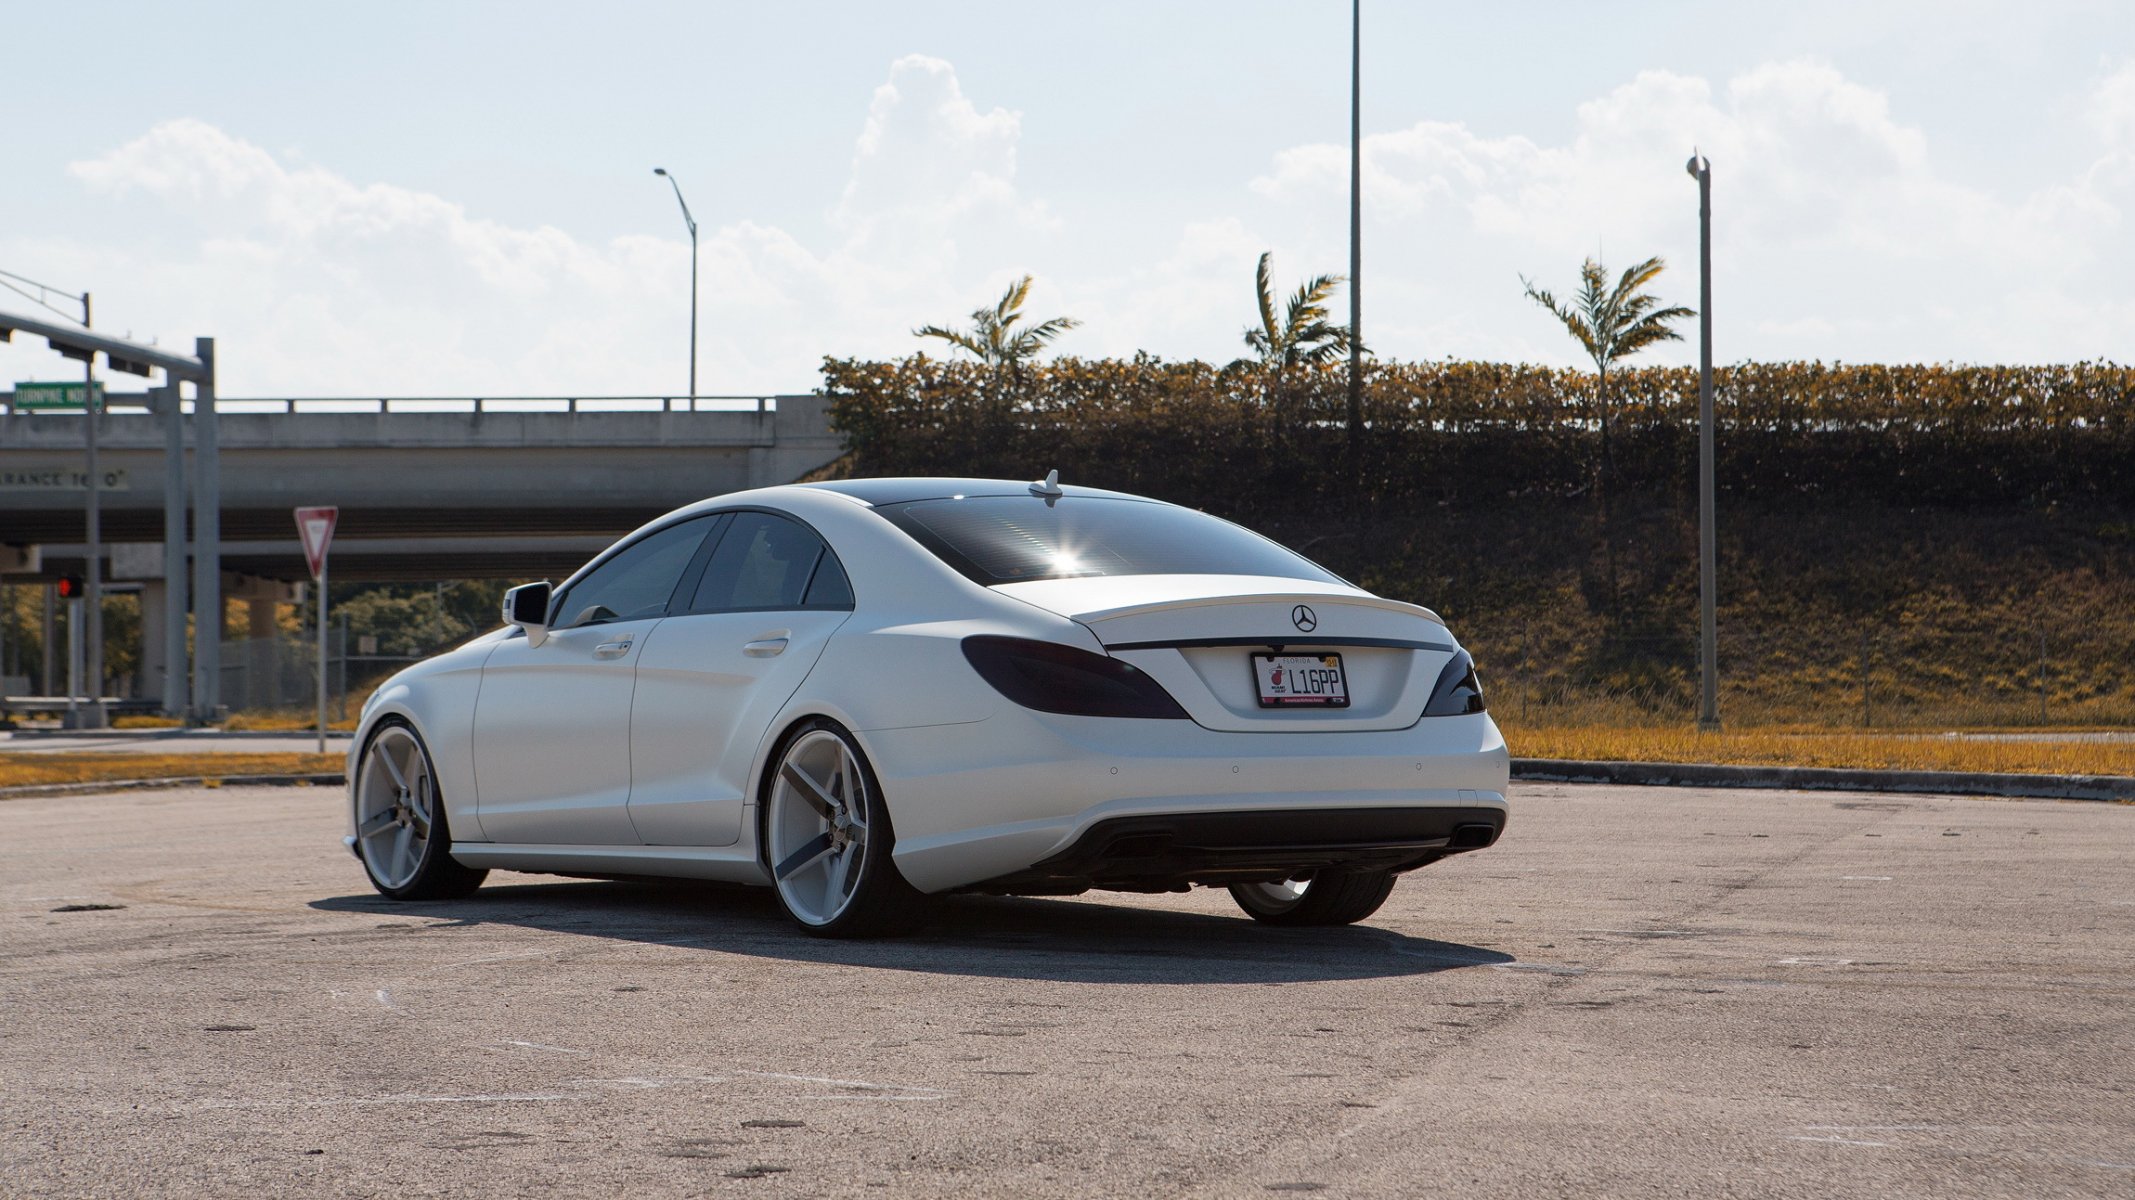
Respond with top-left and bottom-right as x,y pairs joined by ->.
859,709 -> 1509,894
964,805 -> 1506,895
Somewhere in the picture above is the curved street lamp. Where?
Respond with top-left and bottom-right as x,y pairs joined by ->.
1347,0 -> 1363,454
1686,150 -> 1718,731
652,168 -> 699,403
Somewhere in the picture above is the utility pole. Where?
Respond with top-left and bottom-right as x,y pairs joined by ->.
653,168 -> 700,404
81,292 -> 105,727
66,588 -> 81,704
1346,0 -> 1363,456
1687,151 -> 1719,732
159,381 -> 189,716
191,337 -> 221,724
41,584 -> 56,696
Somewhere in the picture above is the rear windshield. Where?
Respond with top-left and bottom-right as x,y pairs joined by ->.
875,495 -> 1342,586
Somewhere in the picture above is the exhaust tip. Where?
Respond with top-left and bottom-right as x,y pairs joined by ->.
1449,823 -> 1499,850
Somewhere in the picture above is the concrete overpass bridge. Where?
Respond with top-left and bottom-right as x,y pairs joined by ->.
2,390 -> 843,717
2,393 -> 843,583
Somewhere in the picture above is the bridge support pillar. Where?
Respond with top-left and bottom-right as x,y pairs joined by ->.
157,382 -> 188,717
188,339 -> 220,725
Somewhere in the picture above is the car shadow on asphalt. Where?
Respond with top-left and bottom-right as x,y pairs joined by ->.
309,879 -> 1514,985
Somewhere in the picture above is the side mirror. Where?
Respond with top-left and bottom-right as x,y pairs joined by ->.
503,581 -> 552,647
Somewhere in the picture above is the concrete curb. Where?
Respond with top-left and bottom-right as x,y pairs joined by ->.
1514,758 -> 2135,803
7,764 -> 2130,804
2,728 -> 355,742
0,773 -> 346,801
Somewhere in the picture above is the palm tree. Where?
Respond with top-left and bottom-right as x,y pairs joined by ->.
1521,255 -> 1693,619
914,275 -> 1080,368
1521,255 -> 1691,399
1243,251 -> 1359,374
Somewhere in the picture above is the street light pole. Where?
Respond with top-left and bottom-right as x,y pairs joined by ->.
1346,0 -> 1363,455
81,291 -> 105,728
653,168 -> 699,404
1686,151 -> 1719,732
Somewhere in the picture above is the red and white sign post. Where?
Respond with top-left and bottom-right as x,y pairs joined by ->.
294,507 -> 339,752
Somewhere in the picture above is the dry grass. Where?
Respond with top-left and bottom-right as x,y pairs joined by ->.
221,708 -> 363,732
110,715 -> 184,730
220,677 -> 383,731
0,752 -> 343,791
1508,725 -> 2135,778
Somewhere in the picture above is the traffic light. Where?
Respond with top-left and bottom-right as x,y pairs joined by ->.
54,575 -> 84,600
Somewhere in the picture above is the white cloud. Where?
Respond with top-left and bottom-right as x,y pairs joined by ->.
2093,60 -> 2135,149
36,55 -> 1076,396
9,54 -> 2129,396
838,54 -> 1046,240
1252,58 -> 2134,365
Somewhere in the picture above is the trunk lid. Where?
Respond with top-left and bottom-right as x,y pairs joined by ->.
993,574 -> 1458,732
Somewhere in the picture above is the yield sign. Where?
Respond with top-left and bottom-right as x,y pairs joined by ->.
294,506 -> 339,580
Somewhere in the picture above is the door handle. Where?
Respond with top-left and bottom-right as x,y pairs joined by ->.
594,640 -> 633,659
742,637 -> 789,658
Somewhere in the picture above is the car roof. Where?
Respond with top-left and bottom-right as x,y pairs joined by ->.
793,477 -> 1151,506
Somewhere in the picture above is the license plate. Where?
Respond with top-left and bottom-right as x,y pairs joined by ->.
1250,653 -> 1349,708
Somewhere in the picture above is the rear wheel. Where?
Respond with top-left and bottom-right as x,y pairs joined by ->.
1229,869 -> 1397,926
761,719 -> 926,938
355,719 -> 487,901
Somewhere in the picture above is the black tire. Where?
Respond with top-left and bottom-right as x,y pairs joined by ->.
1229,869 -> 1397,926
759,718 -> 928,939
354,718 -> 488,901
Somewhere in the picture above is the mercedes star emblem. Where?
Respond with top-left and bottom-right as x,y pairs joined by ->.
1290,604 -> 1318,632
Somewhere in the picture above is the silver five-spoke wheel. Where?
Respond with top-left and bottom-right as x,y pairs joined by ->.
766,729 -> 870,926
762,720 -> 925,937
353,720 -> 485,900
358,725 -> 434,890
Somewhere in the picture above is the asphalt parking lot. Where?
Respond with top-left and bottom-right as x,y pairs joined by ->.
2,783 -> 2129,1199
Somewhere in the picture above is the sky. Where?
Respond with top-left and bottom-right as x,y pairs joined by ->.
1,0 -> 2130,397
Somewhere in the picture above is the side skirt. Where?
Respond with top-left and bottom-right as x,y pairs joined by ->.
450,842 -> 771,886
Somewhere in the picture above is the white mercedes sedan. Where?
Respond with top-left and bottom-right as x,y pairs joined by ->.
346,475 -> 1509,937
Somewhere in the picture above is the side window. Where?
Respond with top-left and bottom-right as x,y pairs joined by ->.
804,553 -> 853,608
689,512 -> 851,612
554,517 -> 716,629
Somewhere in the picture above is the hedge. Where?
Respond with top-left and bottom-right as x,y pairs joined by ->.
821,357 -> 2135,519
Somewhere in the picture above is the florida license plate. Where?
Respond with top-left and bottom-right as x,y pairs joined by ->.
1251,653 -> 1350,708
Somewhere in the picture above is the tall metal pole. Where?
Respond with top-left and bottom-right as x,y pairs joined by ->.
40,583 -> 56,696
654,168 -> 700,404
1688,152 -> 1719,731
190,338 -> 220,724
160,382 -> 189,715
81,293 -> 106,727
1346,0 -> 1363,453
315,559 -> 328,753
66,594 -> 81,702
688,222 -> 699,405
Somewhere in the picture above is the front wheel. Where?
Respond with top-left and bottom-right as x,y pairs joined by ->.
1229,869 -> 1397,926
761,719 -> 926,938
354,719 -> 488,901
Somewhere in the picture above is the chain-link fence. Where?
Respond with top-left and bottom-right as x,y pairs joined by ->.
214,628 -> 423,720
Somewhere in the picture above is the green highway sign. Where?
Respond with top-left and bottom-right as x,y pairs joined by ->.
9,381 -> 106,411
